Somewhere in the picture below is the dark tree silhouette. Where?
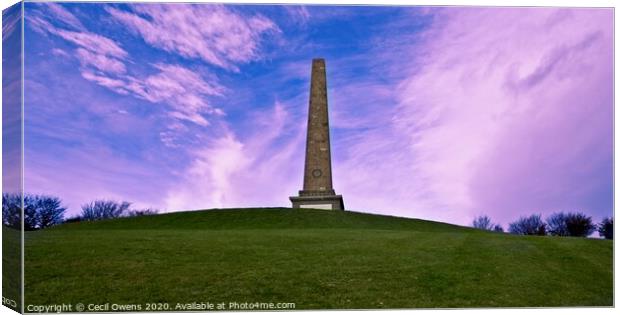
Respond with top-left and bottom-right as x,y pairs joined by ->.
472,215 -> 502,232
546,212 -> 569,236
564,212 -> 595,237
36,196 -> 66,229
2,193 -> 66,230
598,217 -> 613,240
2,193 -> 21,229
472,215 -> 492,230
547,212 -> 595,237
508,214 -> 546,235
81,200 -> 131,221
126,208 -> 159,217
23,195 -> 39,231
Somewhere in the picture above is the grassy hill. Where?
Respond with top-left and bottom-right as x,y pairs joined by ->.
24,208 -> 612,309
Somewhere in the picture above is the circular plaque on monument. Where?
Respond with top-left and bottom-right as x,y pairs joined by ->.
312,169 -> 323,178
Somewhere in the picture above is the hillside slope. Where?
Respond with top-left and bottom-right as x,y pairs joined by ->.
25,208 -> 613,309
51,207 -> 468,231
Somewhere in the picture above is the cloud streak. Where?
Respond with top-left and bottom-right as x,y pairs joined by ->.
26,3 -> 231,129
106,4 -> 280,71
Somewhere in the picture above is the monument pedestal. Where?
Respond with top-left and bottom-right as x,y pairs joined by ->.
290,192 -> 344,210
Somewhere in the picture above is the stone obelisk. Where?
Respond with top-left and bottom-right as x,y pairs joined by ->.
290,59 -> 345,210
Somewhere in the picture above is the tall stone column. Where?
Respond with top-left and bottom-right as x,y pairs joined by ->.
290,59 -> 345,210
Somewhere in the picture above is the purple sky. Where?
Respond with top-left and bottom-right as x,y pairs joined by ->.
13,3 -> 613,227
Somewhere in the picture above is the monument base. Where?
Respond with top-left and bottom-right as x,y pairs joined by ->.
289,194 -> 345,211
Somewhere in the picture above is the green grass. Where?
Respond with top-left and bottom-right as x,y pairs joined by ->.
2,226 -> 21,312
24,208 -> 612,309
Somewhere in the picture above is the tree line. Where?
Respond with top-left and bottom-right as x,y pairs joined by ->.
471,213 -> 613,239
2,193 -> 158,230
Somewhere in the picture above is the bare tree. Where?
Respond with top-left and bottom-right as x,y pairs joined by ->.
472,215 -> 493,230
81,200 -> 131,221
2,193 -> 21,229
2,193 -> 66,230
472,215 -> 504,232
36,196 -> 66,229
509,214 -> 546,236
23,195 -> 39,231
546,212 -> 569,236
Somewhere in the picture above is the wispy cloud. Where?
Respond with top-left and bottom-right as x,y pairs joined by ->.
45,2 -> 86,31
285,5 -> 310,27
24,2 -> 293,215
121,63 -> 225,126
54,29 -> 128,59
165,101 -> 304,211
2,3 -> 23,194
106,4 -> 280,71
27,2 -> 228,129
76,47 -> 126,74
80,69 -> 126,90
2,3 -> 21,42
352,7 -> 613,225
79,63 -> 224,127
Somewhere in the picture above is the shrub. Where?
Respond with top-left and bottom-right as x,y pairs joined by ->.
63,216 -> 83,224
598,217 -> 613,240
508,214 -> 546,235
493,224 -> 504,232
81,200 -> 131,221
547,212 -> 596,237
564,212 -> 595,237
126,208 -> 159,217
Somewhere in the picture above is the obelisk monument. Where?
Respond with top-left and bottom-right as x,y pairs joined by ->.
290,59 -> 345,210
